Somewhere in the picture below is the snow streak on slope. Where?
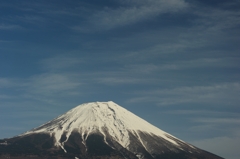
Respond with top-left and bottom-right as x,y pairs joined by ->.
21,101 -> 184,152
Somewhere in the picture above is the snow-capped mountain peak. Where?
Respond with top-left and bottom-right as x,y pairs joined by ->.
23,101 -> 181,150
1,101 -> 224,159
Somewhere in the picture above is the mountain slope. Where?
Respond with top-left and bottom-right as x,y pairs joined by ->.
0,101 -> 224,159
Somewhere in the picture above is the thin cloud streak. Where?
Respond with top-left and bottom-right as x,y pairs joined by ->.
123,57 -> 239,72
1,53 -> 239,107
163,110 -> 239,116
128,83 -> 240,106
0,78 -> 13,88
72,0 -> 188,31
0,24 -> 22,30
194,118 -> 240,124
190,136 -> 240,159
40,56 -> 83,71
93,0 -> 188,27
27,73 -> 82,95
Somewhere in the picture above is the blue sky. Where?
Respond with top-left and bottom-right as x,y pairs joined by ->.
0,0 -> 239,158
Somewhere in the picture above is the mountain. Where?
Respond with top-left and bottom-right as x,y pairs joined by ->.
0,101 -> 223,159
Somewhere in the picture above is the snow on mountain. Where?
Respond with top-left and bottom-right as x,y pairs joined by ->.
21,101 -> 192,153
1,101 -> 224,159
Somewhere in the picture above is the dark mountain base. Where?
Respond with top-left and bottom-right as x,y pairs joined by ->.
0,132 -> 223,159
0,132 -> 133,159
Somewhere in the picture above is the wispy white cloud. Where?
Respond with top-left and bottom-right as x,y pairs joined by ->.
27,73 -> 81,95
94,0 -> 187,27
128,83 -> 240,106
40,56 -> 83,71
123,57 -> 239,72
163,110 -> 239,116
0,24 -> 22,30
73,0 -> 188,31
163,108 -> 240,143
0,95 -> 12,99
194,118 -> 240,124
190,136 -> 240,159
0,78 -> 15,88
15,15 -> 46,24
193,6 -> 240,32
97,76 -> 145,85
1,68 -> 82,105
1,52 -> 239,107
